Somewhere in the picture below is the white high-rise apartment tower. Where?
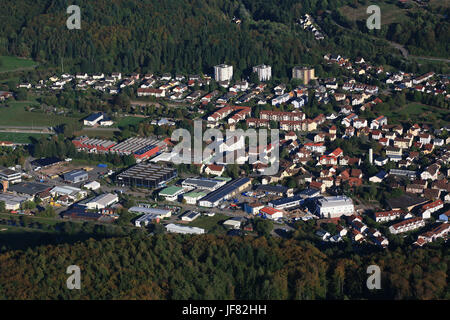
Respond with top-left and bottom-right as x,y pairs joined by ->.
214,64 -> 233,82
252,64 -> 272,81
292,66 -> 316,85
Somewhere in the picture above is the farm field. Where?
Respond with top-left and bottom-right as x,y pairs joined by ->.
0,132 -> 51,144
0,56 -> 38,73
0,101 -> 80,127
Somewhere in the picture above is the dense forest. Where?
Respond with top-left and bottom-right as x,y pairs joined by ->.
0,233 -> 447,299
0,0 -> 423,77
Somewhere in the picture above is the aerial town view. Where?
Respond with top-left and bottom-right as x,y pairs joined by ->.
0,0 -> 448,308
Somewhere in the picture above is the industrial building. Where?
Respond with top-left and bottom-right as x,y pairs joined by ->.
50,186 -> 87,200
198,177 -> 251,207
73,136 -> 165,160
83,112 -> 109,126
0,167 -> 22,184
129,206 -> 172,217
8,182 -> 50,198
315,196 -> 355,218
31,157 -> 63,169
389,169 -> 417,179
259,207 -> 284,220
158,186 -> 184,201
109,137 -> 165,159
223,217 -> 243,229
72,136 -> 117,153
165,223 -> 205,235
256,184 -> 290,196
182,191 -> 207,205
63,170 -> 89,183
133,208 -> 172,227
269,195 -> 303,210
84,193 -> 119,210
0,193 -> 31,210
181,177 -> 226,191
83,181 -> 101,190
181,211 -> 201,222
298,188 -> 321,199
116,163 -> 177,188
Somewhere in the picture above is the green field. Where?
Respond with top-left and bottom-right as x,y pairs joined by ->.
382,103 -> 449,125
0,101 -> 81,127
0,132 -> 51,143
116,116 -> 147,128
76,129 -> 118,139
339,1 -> 414,25
188,213 -> 230,234
0,56 -> 37,73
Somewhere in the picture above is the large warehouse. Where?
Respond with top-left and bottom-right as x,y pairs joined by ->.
72,136 -> 117,153
315,196 -> 355,218
84,193 -> 119,210
63,170 -> 89,183
181,177 -> 226,191
198,177 -> 251,208
109,137 -> 165,160
165,223 -> 205,235
116,163 -> 177,188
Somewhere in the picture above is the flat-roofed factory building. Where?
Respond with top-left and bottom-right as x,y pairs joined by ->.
63,170 -> 89,183
181,177 -> 226,191
198,177 -> 251,208
315,195 -> 355,218
72,136 -> 117,153
116,163 -> 177,188
0,193 -> 31,210
0,167 -> 22,184
109,137 -> 165,160
165,223 -> 205,235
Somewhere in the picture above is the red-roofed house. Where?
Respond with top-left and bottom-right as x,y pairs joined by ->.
259,207 -> 284,220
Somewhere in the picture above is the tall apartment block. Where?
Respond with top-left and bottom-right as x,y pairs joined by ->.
252,64 -> 272,81
214,64 -> 233,82
292,66 -> 316,85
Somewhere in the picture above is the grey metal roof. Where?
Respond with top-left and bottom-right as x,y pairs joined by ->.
183,178 -> 223,189
200,177 -> 250,204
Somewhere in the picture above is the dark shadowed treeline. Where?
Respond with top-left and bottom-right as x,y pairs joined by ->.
0,234 -> 447,299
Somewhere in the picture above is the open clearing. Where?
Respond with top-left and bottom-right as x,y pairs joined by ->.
0,56 -> 37,73
187,213 -> 229,234
0,101 -> 80,127
339,2 -> 412,25
0,132 -> 51,144
381,103 -> 449,126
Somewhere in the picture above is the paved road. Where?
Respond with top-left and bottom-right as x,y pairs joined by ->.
0,125 -> 54,135
387,40 -> 450,63
82,127 -> 121,132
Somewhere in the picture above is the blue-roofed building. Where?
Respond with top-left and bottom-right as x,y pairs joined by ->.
84,112 -> 105,126
369,170 -> 387,183
133,144 -> 160,159
198,177 -> 251,207
268,195 -> 303,210
299,188 -> 321,199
